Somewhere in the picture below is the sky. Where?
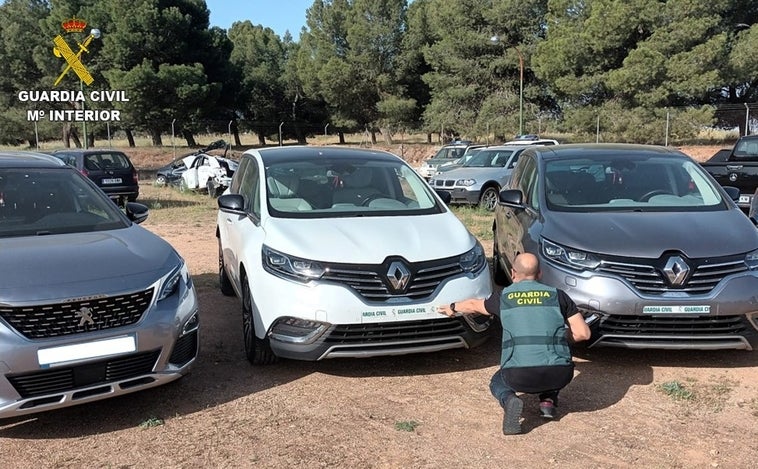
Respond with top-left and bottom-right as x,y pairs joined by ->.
205,0 -> 313,38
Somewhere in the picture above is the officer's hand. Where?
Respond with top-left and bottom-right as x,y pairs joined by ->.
438,304 -> 455,317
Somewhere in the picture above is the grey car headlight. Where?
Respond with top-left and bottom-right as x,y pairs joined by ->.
456,178 -> 477,187
262,245 -> 326,282
542,239 -> 601,270
157,260 -> 191,301
460,243 -> 487,274
745,249 -> 758,270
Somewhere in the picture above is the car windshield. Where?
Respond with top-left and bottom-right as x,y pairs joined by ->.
0,168 -> 128,237
464,149 -> 515,168
544,155 -> 725,212
264,157 -> 442,217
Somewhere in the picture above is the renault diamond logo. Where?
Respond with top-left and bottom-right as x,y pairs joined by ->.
663,256 -> 689,286
76,306 -> 95,326
387,261 -> 411,291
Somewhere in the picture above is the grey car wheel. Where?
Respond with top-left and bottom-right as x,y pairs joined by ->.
178,178 -> 188,193
492,234 -> 511,287
241,274 -> 277,365
154,175 -> 167,187
479,186 -> 499,211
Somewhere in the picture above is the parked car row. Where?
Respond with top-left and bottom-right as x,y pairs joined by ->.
3,140 -> 758,421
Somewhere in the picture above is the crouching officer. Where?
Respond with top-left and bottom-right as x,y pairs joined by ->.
439,252 -> 591,435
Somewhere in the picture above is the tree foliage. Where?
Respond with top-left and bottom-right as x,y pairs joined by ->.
1,0 -> 757,147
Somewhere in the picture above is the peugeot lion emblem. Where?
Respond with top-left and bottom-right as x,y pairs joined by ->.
663,256 -> 689,286
387,261 -> 411,291
76,306 -> 95,326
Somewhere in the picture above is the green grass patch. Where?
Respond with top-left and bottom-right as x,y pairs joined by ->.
450,206 -> 494,242
658,380 -> 694,401
394,420 -> 420,432
138,416 -> 164,429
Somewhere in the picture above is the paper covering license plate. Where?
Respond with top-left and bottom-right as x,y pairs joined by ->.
37,335 -> 136,368
102,177 -> 122,184
642,305 -> 710,314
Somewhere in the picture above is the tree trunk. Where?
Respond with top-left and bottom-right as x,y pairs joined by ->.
182,130 -> 196,147
125,129 -> 136,147
150,128 -> 163,146
62,123 -> 72,148
381,127 -> 394,145
370,130 -> 377,145
256,131 -> 266,145
426,133 -> 432,144
338,131 -> 345,144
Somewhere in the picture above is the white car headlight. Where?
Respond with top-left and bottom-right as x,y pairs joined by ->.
456,178 -> 476,187
262,245 -> 326,282
459,243 -> 487,274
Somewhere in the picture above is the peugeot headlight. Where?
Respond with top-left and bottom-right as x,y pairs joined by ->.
158,260 -> 191,301
542,239 -> 601,270
456,178 -> 477,187
262,245 -> 326,282
745,249 -> 758,270
460,243 -> 487,274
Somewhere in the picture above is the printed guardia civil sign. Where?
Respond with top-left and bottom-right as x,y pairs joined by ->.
20,16 -> 127,124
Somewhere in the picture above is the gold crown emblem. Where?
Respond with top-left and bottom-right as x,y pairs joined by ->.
61,17 -> 87,33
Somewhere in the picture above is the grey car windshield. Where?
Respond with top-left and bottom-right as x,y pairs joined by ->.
544,156 -> 725,211
0,168 -> 128,237
464,149 -> 516,168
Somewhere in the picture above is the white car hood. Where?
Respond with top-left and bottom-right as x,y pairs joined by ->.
263,212 -> 477,263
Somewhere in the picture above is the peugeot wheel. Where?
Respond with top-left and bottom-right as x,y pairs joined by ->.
479,187 -> 499,211
241,275 -> 277,365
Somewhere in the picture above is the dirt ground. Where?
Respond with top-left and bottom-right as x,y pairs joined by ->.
1,143 -> 756,469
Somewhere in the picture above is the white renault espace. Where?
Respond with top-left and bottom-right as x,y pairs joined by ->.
216,146 -> 492,364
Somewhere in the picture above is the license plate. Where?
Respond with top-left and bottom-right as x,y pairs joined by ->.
642,305 -> 710,314
37,335 -> 136,368
102,178 -> 122,184
739,195 -> 751,204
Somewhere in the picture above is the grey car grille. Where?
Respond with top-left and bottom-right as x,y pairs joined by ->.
320,257 -> 463,302
598,315 -> 748,337
7,350 -> 160,398
432,179 -> 456,187
0,288 -> 154,339
596,257 -> 748,295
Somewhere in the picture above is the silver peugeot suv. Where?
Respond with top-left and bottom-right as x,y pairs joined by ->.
0,151 -> 199,418
493,144 -> 758,350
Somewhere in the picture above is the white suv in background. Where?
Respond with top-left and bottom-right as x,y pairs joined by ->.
216,146 -> 493,364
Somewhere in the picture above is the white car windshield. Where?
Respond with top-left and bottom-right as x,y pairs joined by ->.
264,158 -> 442,217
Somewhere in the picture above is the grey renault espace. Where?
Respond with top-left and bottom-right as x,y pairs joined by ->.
493,144 -> 758,350
0,151 -> 198,418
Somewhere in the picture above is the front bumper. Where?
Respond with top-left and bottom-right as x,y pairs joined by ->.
0,283 -> 199,419
431,187 -> 481,206
540,260 -> 758,350
251,264 -> 493,360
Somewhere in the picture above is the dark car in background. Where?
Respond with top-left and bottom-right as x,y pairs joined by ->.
493,143 -> 758,351
0,151 -> 199,418
52,149 -> 139,206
